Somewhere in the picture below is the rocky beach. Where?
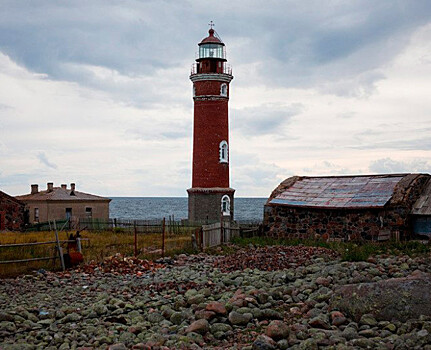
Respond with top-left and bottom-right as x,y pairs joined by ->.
1,245 -> 431,349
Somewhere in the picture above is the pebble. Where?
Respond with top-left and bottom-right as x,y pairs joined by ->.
0,247 -> 430,349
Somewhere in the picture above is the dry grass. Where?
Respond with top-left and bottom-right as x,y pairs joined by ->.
0,229 -> 194,277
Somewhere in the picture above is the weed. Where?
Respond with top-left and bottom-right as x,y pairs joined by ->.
0,230 -> 195,277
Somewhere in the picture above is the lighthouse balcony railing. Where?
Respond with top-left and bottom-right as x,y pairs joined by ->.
190,63 -> 232,76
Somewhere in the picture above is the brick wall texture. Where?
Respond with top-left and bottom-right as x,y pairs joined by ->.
0,191 -> 25,231
192,80 -> 230,188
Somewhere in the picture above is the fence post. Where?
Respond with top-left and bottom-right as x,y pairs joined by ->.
134,221 -> 138,257
76,237 -> 82,253
220,214 -> 224,244
162,218 -> 166,258
53,220 -> 65,271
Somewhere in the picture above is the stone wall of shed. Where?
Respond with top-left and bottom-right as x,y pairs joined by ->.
0,192 -> 25,231
263,205 -> 412,240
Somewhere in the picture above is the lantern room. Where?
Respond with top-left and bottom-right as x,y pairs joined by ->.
197,29 -> 226,61
191,28 -> 231,75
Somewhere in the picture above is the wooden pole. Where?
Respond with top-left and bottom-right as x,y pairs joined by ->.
77,237 -> 82,253
53,220 -> 65,271
134,221 -> 138,257
162,218 -> 166,258
220,212 -> 224,245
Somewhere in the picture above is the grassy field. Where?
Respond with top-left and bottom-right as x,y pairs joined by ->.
2,229 -> 430,277
0,230 -> 194,277
230,236 -> 431,261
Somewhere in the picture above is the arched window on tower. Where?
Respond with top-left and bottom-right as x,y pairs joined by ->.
193,85 -> 196,97
219,140 -> 228,163
220,83 -> 227,96
221,195 -> 230,216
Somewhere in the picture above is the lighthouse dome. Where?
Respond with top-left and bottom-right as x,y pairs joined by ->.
200,28 -> 224,45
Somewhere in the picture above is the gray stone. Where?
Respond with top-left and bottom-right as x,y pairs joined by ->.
185,319 -> 209,335
359,314 -> 377,327
108,344 -> 127,350
341,327 -> 358,341
252,334 -> 276,350
147,312 -> 164,323
331,272 -> 431,322
229,311 -> 253,325
61,313 -> 81,323
170,311 -> 186,325
210,323 -> 233,333
93,304 -> 108,316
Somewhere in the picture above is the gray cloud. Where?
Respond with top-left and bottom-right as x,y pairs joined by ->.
302,161 -> 358,176
233,103 -> 303,136
0,103 -> 12,110
37,152 -> 57,169
352,136 -> 431,151
0,1 -> 430,100
369,158 -> 431,174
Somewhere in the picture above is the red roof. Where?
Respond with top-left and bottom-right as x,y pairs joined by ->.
200,28 -> 223,45
16,187 -> 110,202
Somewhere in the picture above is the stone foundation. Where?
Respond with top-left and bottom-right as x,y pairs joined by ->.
263,205 -> 411,240
188,188 -> 234,223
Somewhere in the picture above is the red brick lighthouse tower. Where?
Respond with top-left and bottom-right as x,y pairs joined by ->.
188,25 -> 234,222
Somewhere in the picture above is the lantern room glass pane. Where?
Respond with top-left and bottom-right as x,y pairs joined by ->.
199,44 -> 225,59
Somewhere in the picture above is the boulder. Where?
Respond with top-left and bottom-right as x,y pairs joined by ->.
229,311 -> 253,325
252,334 -> 277,350
330,271 -> 431,322
185,319 -> 209,335
206,301 -> 227,315
265,320 -> 289,340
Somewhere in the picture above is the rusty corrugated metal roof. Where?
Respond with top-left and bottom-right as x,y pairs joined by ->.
411,179 -> 431,215
269,175 -> 405,209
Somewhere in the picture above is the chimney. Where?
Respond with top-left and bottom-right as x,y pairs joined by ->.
61,184 -> 67,190
70,183 -> 76,196
31,184 -> 39,194
47,182 -> 54,192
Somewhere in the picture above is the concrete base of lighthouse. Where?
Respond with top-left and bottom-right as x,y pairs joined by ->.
187,187 -> 235,223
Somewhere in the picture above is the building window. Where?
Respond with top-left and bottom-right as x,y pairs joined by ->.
221,195 -> 230,216
193,85 -> 196,97
34,208 -> 39,222
86,207 -> 92,219
219,140 -> 228,163
65,208 -> 72,220
220,83 -> 227,96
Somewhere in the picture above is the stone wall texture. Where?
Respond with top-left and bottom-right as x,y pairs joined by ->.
188,188 -> 234,223
0,191 -> 25,231
264,174 -> 430,240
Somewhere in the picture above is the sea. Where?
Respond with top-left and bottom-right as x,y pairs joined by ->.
109,197 -> 267,222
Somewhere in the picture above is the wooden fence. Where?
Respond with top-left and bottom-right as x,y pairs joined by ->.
199,221 -> 240,249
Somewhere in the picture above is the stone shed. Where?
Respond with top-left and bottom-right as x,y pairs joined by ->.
0,190 -> 26,231
411,177 -> 431,237
264,174 -> 430,241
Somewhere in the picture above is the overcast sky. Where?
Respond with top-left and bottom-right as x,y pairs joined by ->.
1,0 -> 431,197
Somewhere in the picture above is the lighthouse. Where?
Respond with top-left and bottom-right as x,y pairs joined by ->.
188,25 -> 235,222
